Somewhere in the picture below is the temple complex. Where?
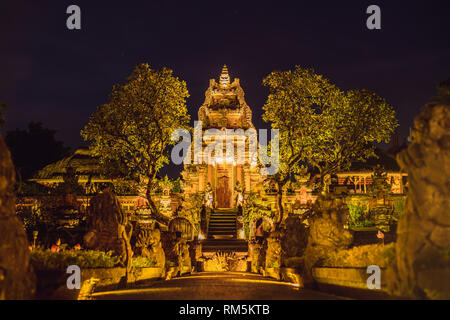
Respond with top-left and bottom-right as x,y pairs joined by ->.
181,65 -> 263,209
24,66 -> 407,237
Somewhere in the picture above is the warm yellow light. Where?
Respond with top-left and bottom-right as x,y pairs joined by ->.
198,233 -> 205,240
239,229 -> 245,239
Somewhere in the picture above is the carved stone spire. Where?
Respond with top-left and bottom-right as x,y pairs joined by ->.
219,65 -> 230,87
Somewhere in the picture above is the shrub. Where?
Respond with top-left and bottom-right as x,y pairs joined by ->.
392,198 -> 406,220
347,201 -> 373,228
131,256 -> 157,268
318,243 -> 395,268
243,192 -> 274,238
30,248 -> 120,270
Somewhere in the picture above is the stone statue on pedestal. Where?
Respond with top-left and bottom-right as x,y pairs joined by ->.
84,189 -> 133,269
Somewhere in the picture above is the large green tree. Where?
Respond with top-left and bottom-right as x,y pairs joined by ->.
262,66 -> 398,225
81,63 -> 190,225
309,88 -> 398,186
262,66 -> 342,226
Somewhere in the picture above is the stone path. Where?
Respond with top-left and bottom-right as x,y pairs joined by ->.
92,272 -> 345,300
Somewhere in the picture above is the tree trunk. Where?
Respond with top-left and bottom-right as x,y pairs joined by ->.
146,178 -> 169,226
275,181 -> 284,229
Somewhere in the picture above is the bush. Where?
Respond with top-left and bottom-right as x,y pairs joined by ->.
318,243 -> 395,268
243,192 -> 274,238
131,256 -> 157,268
30,248 -> 120,270
347,201 -> 373,228
392,197 -> 406,220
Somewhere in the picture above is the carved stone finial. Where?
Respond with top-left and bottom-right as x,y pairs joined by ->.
220,65 -> 230,87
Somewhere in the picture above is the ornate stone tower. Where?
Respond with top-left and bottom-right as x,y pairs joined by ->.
198,65 -> 253,130
182,66 -> 262,208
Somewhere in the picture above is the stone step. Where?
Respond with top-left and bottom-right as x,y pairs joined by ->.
209,224 -> 236,228
207,208 -> 239,239
210,215 -> 236,218
209,227 -> 236,231
201,239 -> 248,252
208,231 -> 236,238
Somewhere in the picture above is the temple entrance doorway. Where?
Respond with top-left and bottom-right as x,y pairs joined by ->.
216,175 -> 231,208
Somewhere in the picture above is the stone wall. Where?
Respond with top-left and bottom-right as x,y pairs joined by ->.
387,100 -> 450,299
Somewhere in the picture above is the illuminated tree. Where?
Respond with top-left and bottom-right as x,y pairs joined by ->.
81,63 -> 190,225
309,88 -> 398,187
262,66 -> 398,224
262,66 -> 342,225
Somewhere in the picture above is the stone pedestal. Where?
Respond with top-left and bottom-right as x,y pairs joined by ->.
83,190 -> 133,269
303,195 -> 353,284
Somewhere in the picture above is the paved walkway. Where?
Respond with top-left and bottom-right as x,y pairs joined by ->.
92,272 -> 344,300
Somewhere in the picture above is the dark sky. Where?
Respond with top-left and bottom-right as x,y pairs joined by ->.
1,0 -> 449,151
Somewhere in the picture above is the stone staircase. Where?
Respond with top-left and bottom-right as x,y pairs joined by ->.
201,208 -> 248,253
208,208 -> 238,238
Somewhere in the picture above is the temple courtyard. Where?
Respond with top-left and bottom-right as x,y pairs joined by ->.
91,272 -> 343,300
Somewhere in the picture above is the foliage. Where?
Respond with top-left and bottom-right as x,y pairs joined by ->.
392,197 -> 406,220
30,248 -> 120,270
262,66 -> 341,224
178,192 -> 204,237
309,89 -> 398,181
262,66 -> 398,215
242,192 -> 274,238
17,202 -> 45,234
16,196 -> 61,244
170,177 -> 182,193
346,201 -> 373,228
153,175 -> 181,194
317,243 -> 395,268
131,256 -> 157,268
112,179 -> 140,196
81,63 -> 190,224
5,122 -> 70,180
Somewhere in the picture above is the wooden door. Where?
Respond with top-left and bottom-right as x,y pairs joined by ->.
216,175 -> 231,208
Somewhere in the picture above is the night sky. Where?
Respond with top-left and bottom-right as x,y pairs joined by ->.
1,0 -> 449,152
